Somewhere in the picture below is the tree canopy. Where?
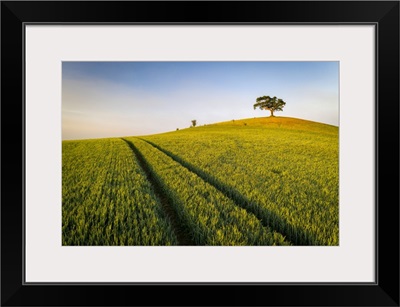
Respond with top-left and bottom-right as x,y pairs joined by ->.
253,96 -> 286,117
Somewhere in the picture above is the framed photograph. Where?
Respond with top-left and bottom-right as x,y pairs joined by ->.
1,1 -> 399,306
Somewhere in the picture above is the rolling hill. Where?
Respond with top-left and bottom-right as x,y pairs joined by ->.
62,117 -> 339,246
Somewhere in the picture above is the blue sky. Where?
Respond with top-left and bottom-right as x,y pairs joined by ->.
62,61 -> 338,140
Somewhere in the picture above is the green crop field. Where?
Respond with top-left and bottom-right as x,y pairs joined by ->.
62,117 -> 339,246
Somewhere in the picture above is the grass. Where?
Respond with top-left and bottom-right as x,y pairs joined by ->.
142,117 -> 339,245
62,138 -> 178,245
62,116 -> 339,246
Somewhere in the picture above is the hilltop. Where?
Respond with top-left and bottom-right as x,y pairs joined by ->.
163,116 -> 338,137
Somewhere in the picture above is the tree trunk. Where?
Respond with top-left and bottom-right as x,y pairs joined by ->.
270,109 -> 274,117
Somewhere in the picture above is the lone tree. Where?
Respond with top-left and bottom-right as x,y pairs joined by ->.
253,95 -> 286,117
191,119 -> 197,127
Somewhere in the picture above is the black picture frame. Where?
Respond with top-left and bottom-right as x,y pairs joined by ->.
1,1 -> 399,306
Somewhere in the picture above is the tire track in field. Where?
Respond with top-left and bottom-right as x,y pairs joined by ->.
140,139 -> 320,246
121,138 -> 194,246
